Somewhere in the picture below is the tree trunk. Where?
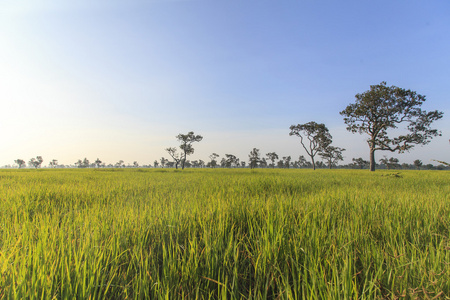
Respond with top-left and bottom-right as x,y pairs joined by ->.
311,156 -> 316,170
369,148 -> 376,171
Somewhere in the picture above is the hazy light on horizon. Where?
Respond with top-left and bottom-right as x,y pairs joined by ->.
1,0 -> 449,167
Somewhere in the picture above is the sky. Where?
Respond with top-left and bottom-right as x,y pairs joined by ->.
1,0 -> 449,167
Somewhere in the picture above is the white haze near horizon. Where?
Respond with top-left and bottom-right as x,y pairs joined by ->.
1,0 -> 449,167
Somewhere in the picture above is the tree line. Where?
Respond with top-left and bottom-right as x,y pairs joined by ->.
10,82 -> 446,171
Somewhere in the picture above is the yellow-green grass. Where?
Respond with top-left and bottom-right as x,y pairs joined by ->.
0,168 -> 449,299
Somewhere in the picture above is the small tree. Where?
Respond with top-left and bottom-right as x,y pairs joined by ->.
15,159 -> 26,168
413,159 -> 423,170
259,158 -> 268,168
160,157 -> 167,168
95,158 -> 102,168
48,159 -> 58,168
380,156 -> 400,170
153,160 -> 159,168
176,132 -> 203,169
166,147 -> 182,169
209,153 -> 219,168
225,154 -> 238,168
277,160 -> 284,168
298,155 -> 307,168
133,161 -> 139,168
352,157 -> 369,169
289,122 -> 332,170
115,160 -> 124,168
29,156 -> 44,169
266,152 -> 278,168
282,156 -> 292,169
320,146 -> 345,169
341,82 -> 443,171
248,148 -> 261,169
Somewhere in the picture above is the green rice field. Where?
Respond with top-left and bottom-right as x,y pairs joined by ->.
1,168 -> 449,299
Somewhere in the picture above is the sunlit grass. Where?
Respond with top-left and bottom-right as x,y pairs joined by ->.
0,168 -> 449,299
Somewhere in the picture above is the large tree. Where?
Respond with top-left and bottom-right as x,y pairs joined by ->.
289,122 -> 332,170
176,132 -> 203,169
341,82 -> 443,171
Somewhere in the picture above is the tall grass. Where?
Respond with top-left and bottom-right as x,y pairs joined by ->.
0,169 -> 449,299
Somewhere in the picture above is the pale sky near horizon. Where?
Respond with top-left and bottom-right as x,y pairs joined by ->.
1,0 -> 449,167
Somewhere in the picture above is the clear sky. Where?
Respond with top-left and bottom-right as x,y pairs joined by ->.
1,0 -> 449,167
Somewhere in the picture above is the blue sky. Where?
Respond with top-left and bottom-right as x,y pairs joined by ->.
1,0 -> 449,166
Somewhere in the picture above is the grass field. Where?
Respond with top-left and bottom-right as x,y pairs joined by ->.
0,168 -> 449,299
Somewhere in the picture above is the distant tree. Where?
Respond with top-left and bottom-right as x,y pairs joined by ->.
298,155 -> 307,168
166,161 -> 175,168
166,147 -> 182,169
282,156 -> 291,169
75,159 -> 83,168
352,157 -> 369,169
29,156 -> 44,169
259,158 -> 268,168
48,159 -> 58,168
224,154 -> 238,168
176,131 -> 203,169
316,161 -> 326,169
380,156 -> 400,170
289,122 -> 332,170
198,159 -> 205,168
115,160 -> 124,168
15,159 -> 26,168
341,82 -> 444,171
153,160 -> 159,168
241,161 -> 246,168
209,153 -> 219,168
277,160 -> 284,169
82,158 -> 90,168
266,152 -> 279,168
133,161 -> 139,168
160,157 -> 168,168
248,148 -> 261,169
183,160 -> 191,168
413,159 -> 423,170
425,163 -> 435,170
401,163 -> 410,170
320,146 -> 345,169
95,158 -> 102,168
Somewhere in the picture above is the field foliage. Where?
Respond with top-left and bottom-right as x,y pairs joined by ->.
0,169 -> 449,299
